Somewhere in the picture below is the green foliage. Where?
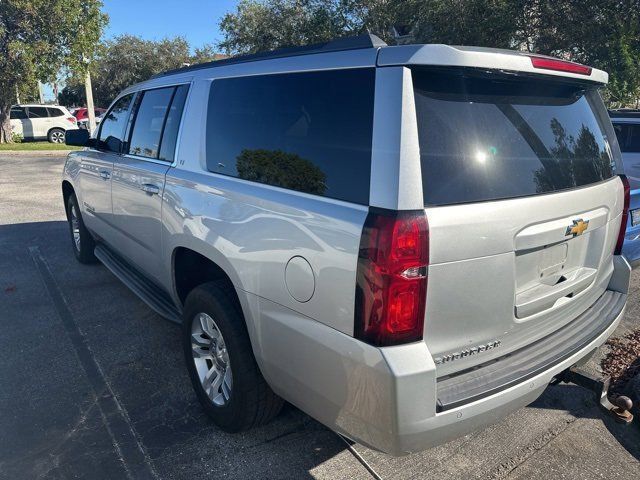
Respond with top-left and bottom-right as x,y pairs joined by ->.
236,148 -> 327,194
218,0 -> 640,106
218,0 -> 397,54
61,36 -> 226,108
0,0 -> 107,142
11,131 -> 23,143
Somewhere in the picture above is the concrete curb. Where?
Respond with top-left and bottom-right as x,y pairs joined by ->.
0,150 -> 74,156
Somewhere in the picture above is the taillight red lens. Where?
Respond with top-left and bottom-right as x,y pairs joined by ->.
67,116 -> 76,123
355,209 -> 429,346
529,56 -> 592,75
615,175 -> 631,255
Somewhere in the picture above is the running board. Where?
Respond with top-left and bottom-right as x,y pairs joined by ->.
94,244 -> 182,323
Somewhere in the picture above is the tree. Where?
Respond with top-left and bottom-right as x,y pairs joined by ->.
218,0 -> 640,106
90,35 -> 190,107
0,0 -> 107,142
61,36 -> 226,108
218,0 -> 397,54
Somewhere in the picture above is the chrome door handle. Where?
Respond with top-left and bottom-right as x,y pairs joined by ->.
140,183 -> 160,195
99,170 -> 111,180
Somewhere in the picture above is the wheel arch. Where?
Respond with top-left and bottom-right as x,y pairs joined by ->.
172,246 -> 243,311
170,244 -> 268,380
61,180 -> 74,217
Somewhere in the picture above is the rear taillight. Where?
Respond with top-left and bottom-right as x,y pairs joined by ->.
615,175 -> 631,255
529,56 -> 592,76
355,209 -> 429,347
67,116 -> 76,123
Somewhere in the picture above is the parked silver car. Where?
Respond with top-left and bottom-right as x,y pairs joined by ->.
62,35 -> 631,455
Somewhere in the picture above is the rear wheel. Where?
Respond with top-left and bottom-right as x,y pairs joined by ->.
48,128 -> 65,143
66,194 -> 97,264
182,281 -> 283,431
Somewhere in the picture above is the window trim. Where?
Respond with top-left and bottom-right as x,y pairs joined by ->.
119,82 -> 191,165
125,85 -> 176,162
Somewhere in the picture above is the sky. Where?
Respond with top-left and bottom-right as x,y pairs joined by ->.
45,0 -> 240,101
101,0 -> 240,51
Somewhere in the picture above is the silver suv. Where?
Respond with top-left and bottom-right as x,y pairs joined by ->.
62,35 -> 632,455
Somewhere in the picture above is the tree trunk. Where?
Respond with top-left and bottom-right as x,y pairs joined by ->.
0,105 -> 13,144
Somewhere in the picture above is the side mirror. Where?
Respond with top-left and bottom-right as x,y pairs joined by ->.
65,129 -> 94,147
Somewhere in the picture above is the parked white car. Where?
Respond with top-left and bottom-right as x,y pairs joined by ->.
10,104 -> 78,143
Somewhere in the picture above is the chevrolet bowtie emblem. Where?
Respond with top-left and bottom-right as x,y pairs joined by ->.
565,219 -> 589,237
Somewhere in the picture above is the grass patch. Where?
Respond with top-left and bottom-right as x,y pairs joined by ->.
0,142 -> 80,151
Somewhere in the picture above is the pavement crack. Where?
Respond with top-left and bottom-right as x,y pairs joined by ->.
484,408 -> 587,479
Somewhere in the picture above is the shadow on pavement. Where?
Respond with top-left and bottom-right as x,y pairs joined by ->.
534,383 -> 640,462
0,221 -> 353,479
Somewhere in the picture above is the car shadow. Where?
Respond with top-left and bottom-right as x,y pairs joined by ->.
0,220 -> 351,480
533,383 -> 640,462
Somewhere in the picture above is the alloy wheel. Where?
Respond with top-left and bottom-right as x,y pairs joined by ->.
191,312 -> 233,406
70,204 -> 81,251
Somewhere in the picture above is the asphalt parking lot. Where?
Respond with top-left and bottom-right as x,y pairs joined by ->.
1,153 -> 640,480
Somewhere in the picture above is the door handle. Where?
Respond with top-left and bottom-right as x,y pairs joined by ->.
99,170 -> 111,180
140,183 -> 160,195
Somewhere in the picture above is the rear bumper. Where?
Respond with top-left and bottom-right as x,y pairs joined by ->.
246,260 -> 629,456
367,294 -> 625,455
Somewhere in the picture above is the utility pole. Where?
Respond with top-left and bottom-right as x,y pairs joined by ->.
84,69 -> 96,134
37,80 -> 45,104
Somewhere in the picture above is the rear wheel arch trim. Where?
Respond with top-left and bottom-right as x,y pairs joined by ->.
171,246 -> 244,309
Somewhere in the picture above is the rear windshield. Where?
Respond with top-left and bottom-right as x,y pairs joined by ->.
412,68 -> 621,206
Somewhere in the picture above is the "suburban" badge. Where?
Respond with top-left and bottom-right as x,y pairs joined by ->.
434,340 -> 502,365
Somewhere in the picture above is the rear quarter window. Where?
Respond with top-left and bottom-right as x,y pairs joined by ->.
205,68 -> 375,204
412,68 -> 620,206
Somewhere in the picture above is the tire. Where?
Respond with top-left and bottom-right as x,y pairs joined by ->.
48,128 -> 65,144
182,281 -> 283,432
66,193 -> 97,264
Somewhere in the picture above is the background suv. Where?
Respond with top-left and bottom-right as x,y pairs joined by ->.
610,109 -> 640,266
63,35 -> 631,455
10,104 -> 78,143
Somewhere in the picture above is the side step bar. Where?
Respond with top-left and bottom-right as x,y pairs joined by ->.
94,244 -> 181,324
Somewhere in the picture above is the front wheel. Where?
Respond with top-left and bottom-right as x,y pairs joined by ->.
48,128 -> 65,143
66,194 -> 97,263
182,281 -> 283,432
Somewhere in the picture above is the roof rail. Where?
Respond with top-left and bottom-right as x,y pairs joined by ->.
152,33 -> 387,79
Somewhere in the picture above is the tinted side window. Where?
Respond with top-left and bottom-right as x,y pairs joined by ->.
613,123 -> 640,153
47,107 -> 64,117
206,69 -> 375,204
27,107 -> 49,118
128,87 -> 174,159
10,107 -> 27,120
159,84 -> 189,161
98,94 -> 134,153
